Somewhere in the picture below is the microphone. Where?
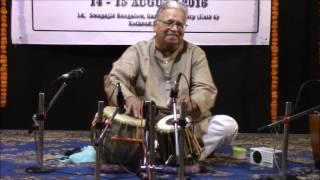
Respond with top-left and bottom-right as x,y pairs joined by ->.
58,67 -> 86,80
116,83 -> 126,114
257,122 -> 280,132
170,73 -> 182,98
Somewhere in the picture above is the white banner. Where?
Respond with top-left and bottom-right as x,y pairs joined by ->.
11,0 -> 271,45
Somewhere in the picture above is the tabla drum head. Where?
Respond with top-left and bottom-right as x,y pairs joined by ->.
156,114 -> 191,133
103,106 -> 145,127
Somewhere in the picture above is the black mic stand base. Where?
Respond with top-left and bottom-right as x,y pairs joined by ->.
175,177 -> 191,180
25,166 -> 55,173
266,173 -> 297,180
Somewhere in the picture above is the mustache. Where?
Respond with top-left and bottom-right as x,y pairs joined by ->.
165,32 -> 180,36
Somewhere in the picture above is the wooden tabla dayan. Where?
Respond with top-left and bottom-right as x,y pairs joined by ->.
309,112 -> 320,169
155,114 -> 202,166
91,106 -> 145,169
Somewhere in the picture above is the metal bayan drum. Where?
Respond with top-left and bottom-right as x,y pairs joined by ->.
91,106 -> 145,170
155,114 -> 202,166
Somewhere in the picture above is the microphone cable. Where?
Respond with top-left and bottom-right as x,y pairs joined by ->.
292,79 -> 320,113
178,73 -> 198,134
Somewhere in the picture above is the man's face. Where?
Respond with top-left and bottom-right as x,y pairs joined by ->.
153,8 -> 186,50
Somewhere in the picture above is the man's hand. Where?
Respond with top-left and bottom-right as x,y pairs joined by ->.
125,96 -> 144,118
177,95 -> 200,119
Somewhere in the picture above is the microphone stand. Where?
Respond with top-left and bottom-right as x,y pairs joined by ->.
281,102 -> 292,177
178,102 -> 187,179
94,101 -> 105,180
169,87 -> 186,180
258,103 -> 320,180
143,101 -> 156,180
94,106 -> 122,179
258,104 -> 320,132
94,107 -> 120,147
46,82 -> 68,114
26,81 -> 69,173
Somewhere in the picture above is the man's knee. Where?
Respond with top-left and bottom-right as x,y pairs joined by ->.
211,115 -> 238,136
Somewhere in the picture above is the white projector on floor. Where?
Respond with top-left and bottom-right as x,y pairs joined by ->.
249,147 -> 282,168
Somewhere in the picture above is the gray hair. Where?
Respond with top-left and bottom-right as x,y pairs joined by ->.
155,0 -> 188,22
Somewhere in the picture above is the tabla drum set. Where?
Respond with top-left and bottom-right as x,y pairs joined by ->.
91,104 -> 202,179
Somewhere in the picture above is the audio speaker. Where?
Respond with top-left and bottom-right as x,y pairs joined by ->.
249,147 -> 282,168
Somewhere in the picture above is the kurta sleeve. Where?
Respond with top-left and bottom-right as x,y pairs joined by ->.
189,47 -> 218,119
104,45 -> 140,105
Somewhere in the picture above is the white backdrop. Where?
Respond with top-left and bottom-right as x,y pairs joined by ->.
11,0 -> 271,45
